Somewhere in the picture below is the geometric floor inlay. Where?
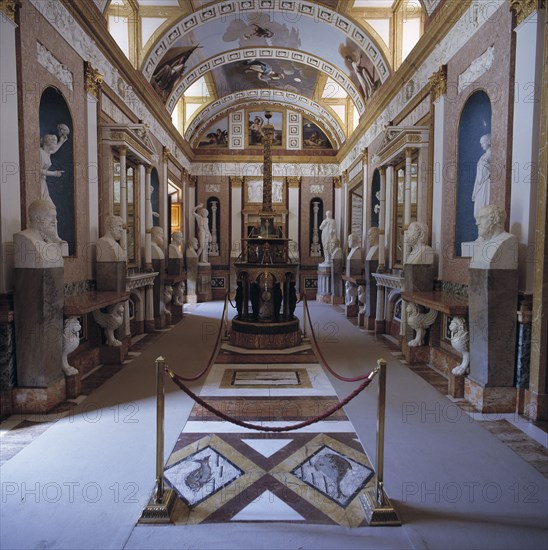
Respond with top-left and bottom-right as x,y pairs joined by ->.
291,445 -> 374,508
220,368 -> 312,389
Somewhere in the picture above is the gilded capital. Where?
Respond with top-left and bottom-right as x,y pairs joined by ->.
229,176 -> 244,188
428,65 -> 447,102
287,176 -> 301,188
0,0 -> 18,22
510,0 -> 544,26
162,146 -> 171,162
361,149 -> 368,164
84,62 -> 103,97
333,176 -> 342,189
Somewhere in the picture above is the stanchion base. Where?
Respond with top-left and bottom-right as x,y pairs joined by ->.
361,489 -> 401,526
138,489 -> 177,524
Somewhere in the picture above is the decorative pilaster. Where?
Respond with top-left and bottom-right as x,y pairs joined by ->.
119,146 -> 128,257
378,167 -> 386,272
310,201 -> 322,256
261,112 -> 274,214
145,165 -> 152,269
209,201 -> 219,256
428,65 -> 447,102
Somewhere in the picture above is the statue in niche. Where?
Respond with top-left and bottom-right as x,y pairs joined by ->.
449,317 -> 470,376
169,231 -> 183,259
404,222 -> 435,265
406,303 -> 437,347
193,204 -> 212,264
93,302 -> 125,347
13,199 -> 63,268
151,226 -> 165,260
40,124 -> 70,202
470,204 -> 518,269
319,210 -> 337,263
62,316 -> 80,376
472,134 -> 491,220
96,215 -> 126,262
366,227 -> 380,261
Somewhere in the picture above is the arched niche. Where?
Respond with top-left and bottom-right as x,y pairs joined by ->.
310,198 -> 324,257
151,168 -> 160,226
455,90 -> 492,254
371,169 -> 381,228
39,86 -> 75,255
206,196 -> 220,257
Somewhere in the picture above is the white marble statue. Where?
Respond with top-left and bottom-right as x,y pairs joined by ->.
449,317 -> 470,376
365,227 -> 380,261
93,302 -> 125,347
161,285 -> 173,322
193,204 -> 212,264
40,126 -> 69,202
173,282 -> 185,306
357,285 -> 366,313
406,302 -> 438,347
319,210 -> 337,264
470,204 -> 518,270
404,221 -> 435,265
169,231 -> 183,259
62,316 -> 80,376
345,281 -> 358,306
151,226 -> 165,260
96,214 -> 126,262
472,134 -> 491,220
13,199 -> 64,268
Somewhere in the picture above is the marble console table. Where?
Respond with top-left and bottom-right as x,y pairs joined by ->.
399,291 -> 468,316
64,291 -> 130,316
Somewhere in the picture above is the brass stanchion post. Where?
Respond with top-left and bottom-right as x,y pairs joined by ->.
139,356 -> 176,523
363,358 -> 401,526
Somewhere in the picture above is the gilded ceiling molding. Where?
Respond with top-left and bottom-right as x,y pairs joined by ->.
428,65 -> 447,102
510,0 -> 545,26
0,0 -> 18,22
84,62 -> 103,97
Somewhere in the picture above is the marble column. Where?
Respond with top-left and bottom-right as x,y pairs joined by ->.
119,147 -> 128,256
310,201 -> 322,256
378,167 -> 387,271
145,165 -> 152,269
209,201 -> 219,256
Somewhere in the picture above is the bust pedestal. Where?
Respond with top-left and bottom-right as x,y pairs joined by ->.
197,263 -> 212,302
331,253 -> 344,304
13,267 -> 65,413
316,262 -> 332,303
168,257 -> 184,277
96,262 -> 126,292
465,268 -> 518,413
346,248 -> 362,277
404,264 -> 435,292
364,259 -> 378,330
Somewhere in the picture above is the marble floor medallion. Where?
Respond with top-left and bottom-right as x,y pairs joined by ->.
291,445 -> 374,507
164,445 -> 244,508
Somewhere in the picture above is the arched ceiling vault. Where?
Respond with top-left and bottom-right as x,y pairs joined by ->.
137,0 -> 393,148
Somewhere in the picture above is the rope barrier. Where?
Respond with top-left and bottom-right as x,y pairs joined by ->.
172,292 -> 229,382
303,293 -> 372,382
167,365 -> 379,432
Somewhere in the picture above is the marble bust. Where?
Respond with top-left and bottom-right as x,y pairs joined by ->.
404,222 -> 434,265
365,227 -> 379,261
151,226 -> 165,260
96,215 -> 126,262
14,199 -> 64,268
169,231 -> 183,259
470,205 -> 518,270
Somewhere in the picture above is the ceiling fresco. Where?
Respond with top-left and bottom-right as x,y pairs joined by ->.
138,0 -> 396,148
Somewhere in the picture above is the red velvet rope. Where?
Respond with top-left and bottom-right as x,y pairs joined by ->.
304,294 -> 372,382
167,367 -> 377,432
171,293 -> 229,382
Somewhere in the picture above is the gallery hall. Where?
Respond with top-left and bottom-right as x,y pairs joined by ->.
0,1 -> 546,548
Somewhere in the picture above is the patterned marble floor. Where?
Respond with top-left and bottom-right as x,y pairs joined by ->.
161,351 -> 378,527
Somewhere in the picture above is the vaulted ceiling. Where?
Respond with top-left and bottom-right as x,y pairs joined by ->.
101,0 -> 433,151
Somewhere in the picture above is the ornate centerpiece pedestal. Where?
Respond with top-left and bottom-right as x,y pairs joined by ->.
466,269 -> 518,413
